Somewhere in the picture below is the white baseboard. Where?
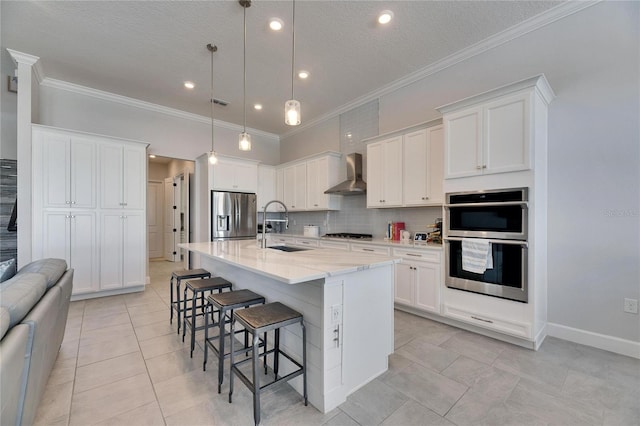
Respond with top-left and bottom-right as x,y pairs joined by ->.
547,322 -> 640,359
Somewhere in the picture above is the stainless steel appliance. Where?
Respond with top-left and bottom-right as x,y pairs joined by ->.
324,153 -> 367,195
211,191 -> 257,240
444,188 -> 529,303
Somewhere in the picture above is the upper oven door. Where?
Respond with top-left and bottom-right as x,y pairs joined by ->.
445,188 -> 528,240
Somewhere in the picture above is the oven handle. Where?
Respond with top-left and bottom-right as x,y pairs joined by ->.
444,237 -> 528,247
444,201 -> 528,208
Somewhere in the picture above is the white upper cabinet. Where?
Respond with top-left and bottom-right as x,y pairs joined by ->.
100,142 -> 146,210
367,124 -> 443,208
306,154 -> 341,211
34,128 -> 97,209
283,162 -> 307,211
403,126 -> 444,206
367,136 -> 403,208
278,152 -> 341,212
439,75 -> 554,179
211,156 -> 258,193
257,165 -> 277,212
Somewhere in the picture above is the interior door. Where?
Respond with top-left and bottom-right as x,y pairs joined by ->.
164,177 -> 177,261
147,181 -> 164,258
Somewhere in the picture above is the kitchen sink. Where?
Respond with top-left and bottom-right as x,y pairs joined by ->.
268,245 -> 312,252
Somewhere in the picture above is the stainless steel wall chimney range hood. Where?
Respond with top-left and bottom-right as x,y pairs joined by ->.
324,153 -> 367,195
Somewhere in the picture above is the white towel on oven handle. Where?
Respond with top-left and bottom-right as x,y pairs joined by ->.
461,238 -> 493,274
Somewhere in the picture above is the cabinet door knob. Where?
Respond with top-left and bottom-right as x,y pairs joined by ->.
482,165 -> 487,169
476,166 -> 482,170
71,201 -> 76,204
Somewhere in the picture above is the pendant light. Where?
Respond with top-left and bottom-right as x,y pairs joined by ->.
238,0 -> 252,151
207,43 -> 218,164
285,0 -> 301,126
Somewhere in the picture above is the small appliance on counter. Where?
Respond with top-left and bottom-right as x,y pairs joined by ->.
303,225 -> 320,237
400,230 -> 411,242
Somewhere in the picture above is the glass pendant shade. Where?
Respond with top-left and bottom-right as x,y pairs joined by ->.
208,151 -> 218,164
239,132 -> 252,151
285,99 -> 301,126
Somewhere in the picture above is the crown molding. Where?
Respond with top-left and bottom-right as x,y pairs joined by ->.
280,0 -> 600,139
6,49 -> 45,83
39,77 -> 279,141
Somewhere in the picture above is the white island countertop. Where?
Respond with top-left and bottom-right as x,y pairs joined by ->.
180,240 -> 401,284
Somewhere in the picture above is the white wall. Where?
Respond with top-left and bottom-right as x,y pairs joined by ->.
280,116 -> 340,163
37,84 -> 280,165
0,49 -> 17,159
148,162 -> 169,181
377,2 -> 638,343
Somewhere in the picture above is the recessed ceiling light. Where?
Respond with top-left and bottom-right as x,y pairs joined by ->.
378,10 -> 394,25
298,70 -> 310,79
269,18 -> 284,31
149,154 -> 156,159
254,104 -> 263,110
184,81 -> 195,89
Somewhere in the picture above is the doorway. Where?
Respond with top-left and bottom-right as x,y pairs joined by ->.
147,156 -> 195,268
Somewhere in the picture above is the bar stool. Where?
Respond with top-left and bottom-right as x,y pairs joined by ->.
229,302 -> 307,426
204,289 -> 266,393
182,277 -> 233,357
170,269 -> 211,333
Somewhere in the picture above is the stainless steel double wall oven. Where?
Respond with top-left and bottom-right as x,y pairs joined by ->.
444,188 -> 529,303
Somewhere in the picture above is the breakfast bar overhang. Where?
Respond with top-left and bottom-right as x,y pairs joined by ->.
180,240 -> 399,413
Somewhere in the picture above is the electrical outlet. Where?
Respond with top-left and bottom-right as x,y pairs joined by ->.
331,304 -> 342,325
624,298 -> 638,314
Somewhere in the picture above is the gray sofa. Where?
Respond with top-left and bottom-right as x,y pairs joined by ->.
0,259 -> 73,426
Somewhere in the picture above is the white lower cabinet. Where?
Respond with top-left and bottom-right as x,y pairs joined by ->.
39,211 -> 98,295
100,212 -> 146,290
393,248 -> 441,314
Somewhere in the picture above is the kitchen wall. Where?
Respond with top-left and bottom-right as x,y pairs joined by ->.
1,49 -> 17,160
279,115 -> 339,163
36,83 -> 281,165
285,197 -> 442,239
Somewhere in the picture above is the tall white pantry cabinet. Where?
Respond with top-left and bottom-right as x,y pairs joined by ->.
32,125 -> 148,299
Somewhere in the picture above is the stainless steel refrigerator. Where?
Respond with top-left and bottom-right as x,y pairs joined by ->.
211,191 -> 257,240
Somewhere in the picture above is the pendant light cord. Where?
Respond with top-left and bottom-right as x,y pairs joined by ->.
291,0 -> 296,100
243,4 -> 247,133
207,43 -> 217,153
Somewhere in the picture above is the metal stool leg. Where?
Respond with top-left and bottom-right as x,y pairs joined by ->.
273,328 -> 280,377
176,280 -> 182,334
170,276 -> 174,324
302,320 -> 308,406
218,308 -> 227,393
203,303 -> 210,371
189,290 -> 197,357
252,331 -> 261,426
229,318 -> 235,403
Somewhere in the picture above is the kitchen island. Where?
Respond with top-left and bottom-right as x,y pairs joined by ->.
180,240 -> 400,413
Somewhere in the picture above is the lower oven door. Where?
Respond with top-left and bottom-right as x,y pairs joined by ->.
445,238 -> 528,303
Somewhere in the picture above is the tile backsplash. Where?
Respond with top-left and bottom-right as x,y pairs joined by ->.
281,197 -> 442,239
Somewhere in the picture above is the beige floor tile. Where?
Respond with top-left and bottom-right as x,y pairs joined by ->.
69,373 -> 156,426
81,311 -> 131,332
145,345 -> 205,385
79,323 -> 135,347
74,351 -> 147,394
32,378 -> 74,426
93,401 -> 165,426
77,334 -> 140,367
130,309 -> 169,328
134,319 -> 176,342
139,332 -> 188,360
153,368 -> 221,417
46,356 -> 77,387
382,400 -> 455,426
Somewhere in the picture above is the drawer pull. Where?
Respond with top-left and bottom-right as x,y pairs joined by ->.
362,248 -> 374,252
471,316 -> 493,324
406,253 -> 422,257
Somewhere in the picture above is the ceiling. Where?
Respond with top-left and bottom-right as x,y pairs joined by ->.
2,1 -> 563,137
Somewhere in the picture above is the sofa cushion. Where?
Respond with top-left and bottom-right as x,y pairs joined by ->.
0,259 -> 17,283
0,307 -> 10,339
0,273 -> 47,328
18,259 -> 67,289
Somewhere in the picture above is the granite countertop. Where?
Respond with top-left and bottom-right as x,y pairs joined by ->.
179,240 -> 401,285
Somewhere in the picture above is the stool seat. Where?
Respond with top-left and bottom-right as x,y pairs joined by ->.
172,268 -> 210,279
186,276 -> 232,292
234,302 -> 302,331
208,289 -> 265,308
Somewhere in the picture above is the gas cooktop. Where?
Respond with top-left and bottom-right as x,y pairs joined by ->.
322,233 -> 373,240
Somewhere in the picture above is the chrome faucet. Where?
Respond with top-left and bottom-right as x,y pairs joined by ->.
261,200 -> 289,248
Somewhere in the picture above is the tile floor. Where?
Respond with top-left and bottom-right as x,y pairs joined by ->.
34,260 -> 640,426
